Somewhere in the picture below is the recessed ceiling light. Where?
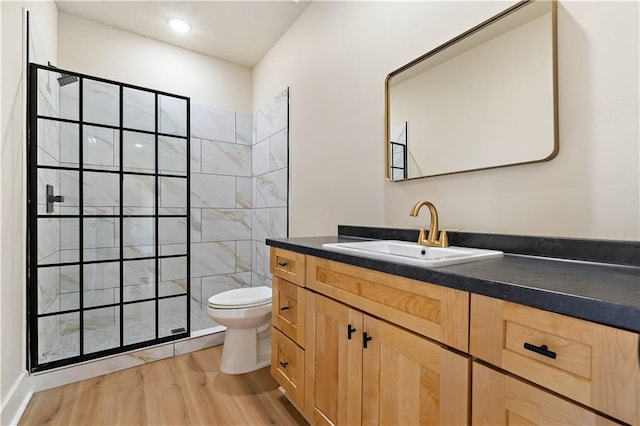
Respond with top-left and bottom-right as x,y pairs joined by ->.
168,18 -> 191,33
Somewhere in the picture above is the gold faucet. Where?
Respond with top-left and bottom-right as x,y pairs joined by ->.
409,200 -> 451,247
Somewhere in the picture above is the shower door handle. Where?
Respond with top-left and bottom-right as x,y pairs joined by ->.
46,184 -> 65,213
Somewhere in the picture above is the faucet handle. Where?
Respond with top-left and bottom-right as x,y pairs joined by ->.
414,227 -> 429,246
438,228 -> 459,247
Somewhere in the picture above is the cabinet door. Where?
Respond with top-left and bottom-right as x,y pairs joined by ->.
305,293 -> 363,426
472,362 -> 621,425
362,316 -> 470,425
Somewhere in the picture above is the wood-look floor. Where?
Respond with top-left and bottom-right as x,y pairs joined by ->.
20,345 -> 307,425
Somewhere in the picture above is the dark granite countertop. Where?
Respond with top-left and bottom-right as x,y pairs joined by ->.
266,232 -> 640,333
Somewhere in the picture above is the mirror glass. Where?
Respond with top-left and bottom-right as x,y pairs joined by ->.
386,0 -> 557,180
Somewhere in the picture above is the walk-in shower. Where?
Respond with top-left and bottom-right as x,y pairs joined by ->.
28,63 -> 191,371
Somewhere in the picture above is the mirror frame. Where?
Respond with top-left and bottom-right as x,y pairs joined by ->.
385,0 -> 558,181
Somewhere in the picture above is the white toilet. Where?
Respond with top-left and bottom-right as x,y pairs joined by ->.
207,286 -> 272,374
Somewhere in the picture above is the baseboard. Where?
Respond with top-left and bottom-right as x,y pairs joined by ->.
0,370 -> 32,426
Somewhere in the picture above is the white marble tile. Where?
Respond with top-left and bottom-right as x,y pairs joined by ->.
190,138 -> 202,173
159,136 -> 187,176
59,77 -> 79,121
190,277 -> 202,303
159,296 -> 188,338
37,118 -> 60,164
201,273 -> 251,302
201,209 -> 251,242
124,174 -> 155,215
252,209 -> 270,244
123,258 -> 155,286
191,103 -> 235,142
236,177 -> 252,208
256,168 -> 288,208
270,129 -> 288,171
191,174 -> 236,208
83,288 -> 117,309
252,139 -> 270,177
38,168 -> 79,215
191,241 -> 235,277
159,217 -> 187,245
123,217 -> 154,249
123,87 -> 155,132
82,217 -> 118,253
201,139 -> 251,177
252,112 -> 257,145
159,243 -> 186,257
270,207 -> 288,238
83,125 -> 118,170
173,332 -> 224,355
123,301 -> 155,345
83,261 -> 120,292
236,240 -> 252,272
82,172 -> 119,215
84,307 -> 120,354
159,95 -> 187,137
59,265 -> 80,293
37,68 -> 60,118
37,218 -> 61,262
83,79 -> 120,127
160,256 -> 187,282
236,113 -> 252,145
253,240 -> 271,278
37,266 -> 61,314
191,208 -> 202,243
256,88 -> 288,142
251,272 -> 272,289
159,177 -> 187,215
123,131 -> 155,173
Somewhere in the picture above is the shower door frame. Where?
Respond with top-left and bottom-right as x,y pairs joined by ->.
27,63 -> 191,372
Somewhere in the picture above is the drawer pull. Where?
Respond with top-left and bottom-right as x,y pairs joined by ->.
347,324 -> 356,340
277,262 -> 288,267
363,332 -> 373,349
280,306 -> 290,311
279,361 -> 289,368
524,342 -> 557,359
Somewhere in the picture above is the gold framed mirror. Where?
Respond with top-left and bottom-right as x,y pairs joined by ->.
386,0 -> 558,181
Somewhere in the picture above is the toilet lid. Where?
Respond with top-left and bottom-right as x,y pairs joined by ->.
207,286 -> 272,309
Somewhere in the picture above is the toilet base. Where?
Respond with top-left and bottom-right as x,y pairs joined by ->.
220,325 -> 271,374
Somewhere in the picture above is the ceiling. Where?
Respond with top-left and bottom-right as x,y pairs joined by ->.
55,1 -> 311,68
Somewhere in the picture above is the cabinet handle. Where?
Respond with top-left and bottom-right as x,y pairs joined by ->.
363,332 -> 373,349
279,361 -> 288,368
277,261 -> 288,267
280,306 -> 290,311
347,324 -> 356,340
524,343 -> 556,359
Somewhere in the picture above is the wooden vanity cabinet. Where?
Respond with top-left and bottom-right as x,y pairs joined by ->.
270,248 -> 307,410
305,292 -> 470,426
471,294 -> 640,425
472,362 -> 619,425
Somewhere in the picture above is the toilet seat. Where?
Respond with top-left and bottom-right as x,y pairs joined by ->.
207,286 -> 272,309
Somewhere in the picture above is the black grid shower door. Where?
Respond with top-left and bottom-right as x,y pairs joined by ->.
27,63 -> 191,372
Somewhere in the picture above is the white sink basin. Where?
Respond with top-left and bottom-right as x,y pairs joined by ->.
322,240 -> 503,267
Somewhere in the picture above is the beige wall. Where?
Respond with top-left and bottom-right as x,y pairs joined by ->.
1,0 -> 58,417
58,13 -> 253,113
254,1 -> 639,241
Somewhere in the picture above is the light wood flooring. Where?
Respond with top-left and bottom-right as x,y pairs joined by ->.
19,345 -> 307,425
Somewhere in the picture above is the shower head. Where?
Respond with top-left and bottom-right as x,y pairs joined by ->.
57,73 -> 78,87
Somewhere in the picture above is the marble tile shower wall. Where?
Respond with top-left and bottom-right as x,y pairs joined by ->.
35,79 -> 288,348
252,89 -> 289,289
189,87 -> 288,330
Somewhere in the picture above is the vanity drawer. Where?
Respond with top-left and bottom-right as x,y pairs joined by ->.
306,256 -> 469,352
272,277 -> 306,346
470,294 -> 640,425
270,247 -> 306,287
271,327 -> 305,408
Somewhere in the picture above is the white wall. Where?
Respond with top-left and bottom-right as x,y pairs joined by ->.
1,0 -> 58,421
253,1 -> 639,241
58,13 -> 253,113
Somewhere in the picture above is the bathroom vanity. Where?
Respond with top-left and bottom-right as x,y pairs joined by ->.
267,227 -> 639,425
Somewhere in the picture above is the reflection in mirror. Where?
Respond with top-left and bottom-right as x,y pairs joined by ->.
386,0 -> 557,180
